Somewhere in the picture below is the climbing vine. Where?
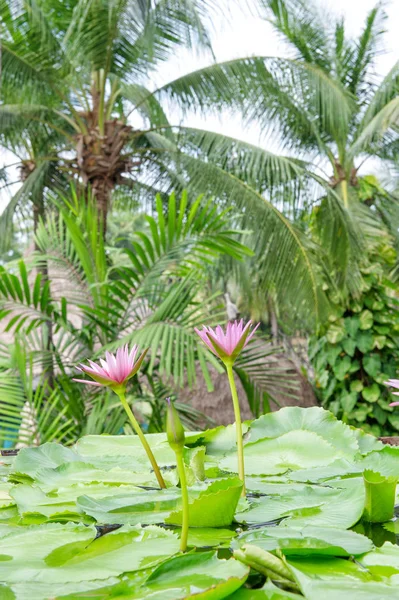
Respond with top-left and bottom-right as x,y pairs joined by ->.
310,263 -> 399,437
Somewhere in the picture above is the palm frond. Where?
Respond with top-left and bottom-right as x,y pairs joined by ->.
347,5 -> 387,97
154,56 -> 352,151
355,60 -> 399,136
260,0 -> 331,70
0,341 -> 77,447
349,96 -> 399,159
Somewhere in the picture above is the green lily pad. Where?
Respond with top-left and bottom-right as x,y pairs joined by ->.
246,407 -> 358,458
10,482 -> 146,523
358,446 -> 399,479
235,479 -> 364,529
230,581 -> 301,599
0,484 -> 14,509
8,578 -> 121,600
31,461 -> 176,491
75,433 -> 170,456
12,444 -> 81,477
0,523 -> 179,584
233,525 -> 373,556
221,431 -> 338,476
292,458 -> 362,483
57,551 -> 248,600
77,488 -> 182,525
288,555 -> 399,600
166,477 -> 242,527
136,551 -> 249,599
186,528 -> 237,548
185,423 -> 249,456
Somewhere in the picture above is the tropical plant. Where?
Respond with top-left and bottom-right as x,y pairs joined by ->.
174,1 -> 399,321
0,0 -> 216,232
0,190 -> 298,447
0,0 -> 349,328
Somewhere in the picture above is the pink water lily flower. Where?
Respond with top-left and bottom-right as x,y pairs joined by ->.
385,379 -> 399,407
195,319 -> 259,363
74,344 -> 148,389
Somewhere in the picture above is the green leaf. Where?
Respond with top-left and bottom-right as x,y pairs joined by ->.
375,325 -> 390,335
359,310 -> 373,330
364,296 -> 384,311
186,528 -> 237,548
340,392 -> 358,414
221,431 -> 339,477
356,331 -> 374,353
350,405 -> 373,422
0,523 -> 179,584
363,354 -> 381,377
326,321 -> 345,344
372,334 -> 387,349
342,338 -> 356,357
229,581 -> 303,599
247,407 -> 359,457
325,345 -> 342,366
288,552 -> 399,600
350,380 -> 364,393
77,489 -> 182,526
235,479 -> 364,529
233,525 -> 373,556
363,470 -> 397,523
358,446 -> 399,479
140,551 -> 249,599
12,444 -> 81,477
166,477 -> 242,528
362,384 -> 380,403
185,423 -> 250,456
348,359 -> 361,374
333,356 -> 352,381
344,317 -> 360,337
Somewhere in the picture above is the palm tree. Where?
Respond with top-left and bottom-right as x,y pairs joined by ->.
0,0 -> 340,327
166,0 -> 399,314
244,0 -> 399,276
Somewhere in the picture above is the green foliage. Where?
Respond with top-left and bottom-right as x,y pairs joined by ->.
310,266 -> 399,436
0,190 -> 297,447
0,407 -> 399,597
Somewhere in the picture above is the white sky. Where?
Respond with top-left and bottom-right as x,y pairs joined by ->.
1,0 -> 399,212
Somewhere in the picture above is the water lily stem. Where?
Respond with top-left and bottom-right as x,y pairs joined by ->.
226,361 -> 246,496
117,392 -> 166,489
175,448 -> 189,552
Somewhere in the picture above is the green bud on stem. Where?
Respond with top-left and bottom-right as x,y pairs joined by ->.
166,397 -> 185,451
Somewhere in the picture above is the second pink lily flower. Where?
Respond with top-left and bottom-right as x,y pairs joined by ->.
195,319 -> 259,364
195,319 -> 259,496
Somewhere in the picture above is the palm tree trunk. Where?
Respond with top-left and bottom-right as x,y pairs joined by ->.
91,177 -> 112,235
76,119 -> 132,238
33,197 -> 55,388
268,296 -> 279,343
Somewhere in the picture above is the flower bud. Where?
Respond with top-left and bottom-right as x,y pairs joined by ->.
166,398 -> 185,452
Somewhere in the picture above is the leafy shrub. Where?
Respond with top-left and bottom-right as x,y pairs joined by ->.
310,266 -> 399,436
